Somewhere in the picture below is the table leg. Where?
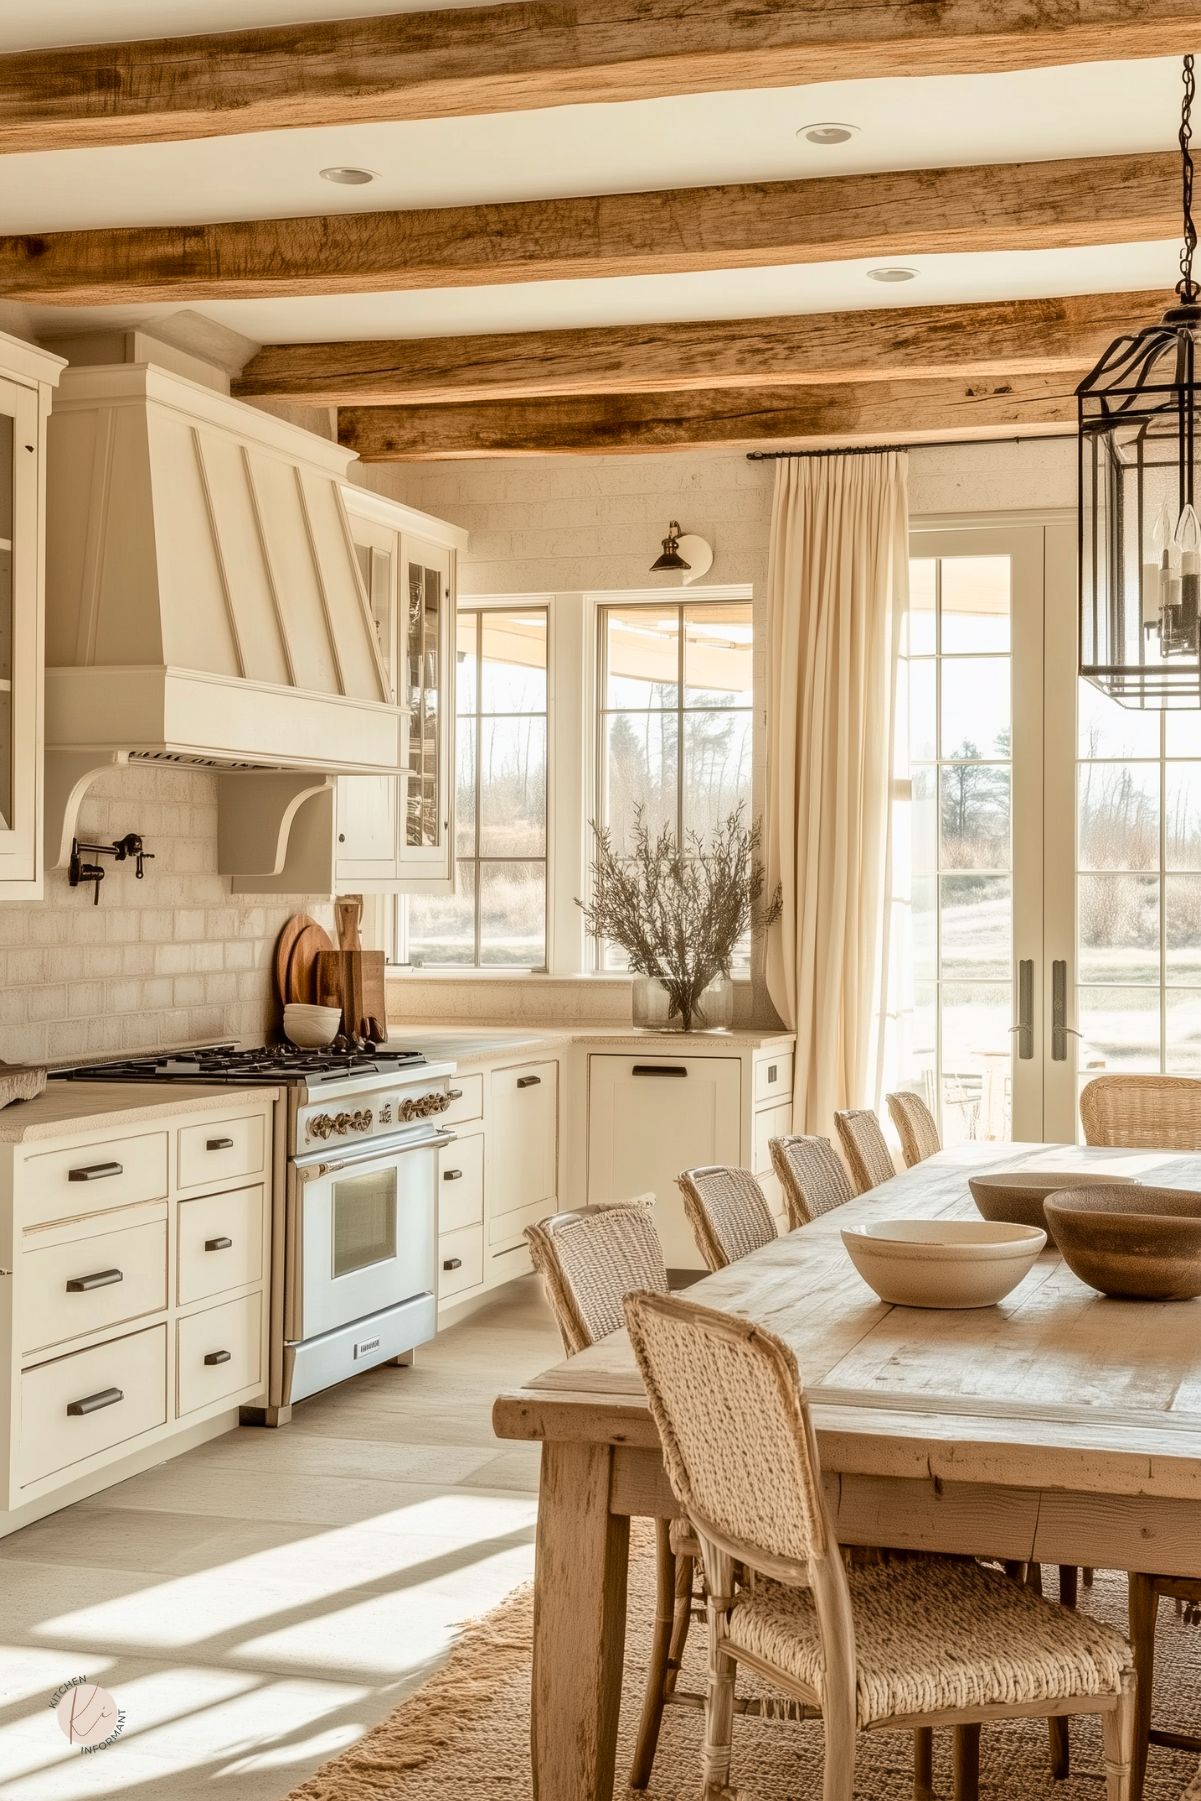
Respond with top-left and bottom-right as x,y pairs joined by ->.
532,1441 -> 630,1801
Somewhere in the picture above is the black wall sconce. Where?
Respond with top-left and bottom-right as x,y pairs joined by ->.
69,833 -> 155,905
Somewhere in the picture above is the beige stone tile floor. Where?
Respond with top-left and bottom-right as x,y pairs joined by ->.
0,1277 -> 559,1800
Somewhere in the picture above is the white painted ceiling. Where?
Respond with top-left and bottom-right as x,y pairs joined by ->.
3,22 -> 1196,352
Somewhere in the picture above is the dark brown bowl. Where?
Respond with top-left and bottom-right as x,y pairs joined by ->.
969,1170 -> 1135,1243
1044,1186 -> 1201,1300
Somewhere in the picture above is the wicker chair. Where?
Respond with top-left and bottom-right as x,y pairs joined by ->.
625,1288 -> 1137,1801
886,1091 -> 942,1168
834,1107 -> 897,1194
1080,1074 -> 1201,1149
524,1198 -> 692,1789
769,1133 -> 854,1227
676,1165 -> 777,1271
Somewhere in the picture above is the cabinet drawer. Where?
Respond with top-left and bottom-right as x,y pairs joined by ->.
20,1324 -> 167,1488
177,1292 -> 263,1417
755,1051 -> 794,1106
489,1062 -> 558,1221
488,1193 -> 552,1253
438,1133 -> 483,1233
21,1216 -> 168,1356
23,1132 -> 169,1229
178,1185 -> 264,1306
444,1075 -> 483,1126
178,1113 -> 266,1191
439,1224 -> 483,1299
753,1102 -> 793,1177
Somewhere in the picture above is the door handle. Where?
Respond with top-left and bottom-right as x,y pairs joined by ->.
442,1168 -> 463,1181
1010,959 -> 1034,1060
442,1256 -> 462,1271
68,1161 -> 123,1182
206,1137 -> 235,1151
65,1268 -> 123,1293
516,1075 -> 542,1089
1051,959 -> 1082,1062
67,1386 -> 123,1417
204,1350 -> 232,1366
205,1236 -> 233,1252
632,1064 -> 688,1077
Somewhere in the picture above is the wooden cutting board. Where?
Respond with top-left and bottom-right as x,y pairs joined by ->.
273,915 -> 314,1009
316,950 -> 387,1039
288,921 -> 335,1005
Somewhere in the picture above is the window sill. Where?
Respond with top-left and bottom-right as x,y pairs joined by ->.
386,967 -> 751,987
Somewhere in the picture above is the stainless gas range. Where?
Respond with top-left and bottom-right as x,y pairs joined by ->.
54,1044 -> 458,1422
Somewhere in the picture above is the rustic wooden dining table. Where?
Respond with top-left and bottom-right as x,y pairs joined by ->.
492,1140 -> 1201,1801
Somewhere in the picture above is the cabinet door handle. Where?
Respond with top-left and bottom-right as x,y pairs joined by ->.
516,1075 -> 542,1089
442,1256 -> 462,1271
632,1064 -> 688,1078
443,1167 -> 463,1181
67,1386 -> 123,1417
204,1236 -> 233,1252
68,1161 -> 123,1182
204,1350 -> 232,1366
206,1137 -> 235,1151
766,1063 -> 778,1082
65,1268 -> 123,1293
447,1088 -> 463,1100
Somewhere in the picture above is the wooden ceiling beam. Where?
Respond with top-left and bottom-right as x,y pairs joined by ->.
235,291 -> 1160,406
3,2 -> 1200,155
337,373 -> 1078,460
0,153 -> 1179,307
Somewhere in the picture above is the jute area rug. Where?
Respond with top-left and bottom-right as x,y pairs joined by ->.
286,1532 -> 1201,1801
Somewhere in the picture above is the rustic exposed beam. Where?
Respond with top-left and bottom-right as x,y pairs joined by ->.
1,153 -> 1179,308
337,373 -> 1078,460
236,291 -> 1160,407
3,2 -> 1199,155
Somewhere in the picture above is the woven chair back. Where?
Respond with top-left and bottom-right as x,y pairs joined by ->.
625,1289 -> 831,1567
1080,1074 -> 1201,1150
676,1165 -> 777,1271
885,1091 -> 942,1168
768,1134 -> 853,1227
834,1108 -> 896,1194
525,1198 -> 666,1354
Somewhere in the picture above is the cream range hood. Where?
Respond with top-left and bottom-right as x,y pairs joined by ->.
45,362 -> 400,774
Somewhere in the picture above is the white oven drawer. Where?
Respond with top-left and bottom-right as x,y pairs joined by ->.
21,1216 -> 167,1356
20,1325 -> 167,1488
178,1185 -> 264,1305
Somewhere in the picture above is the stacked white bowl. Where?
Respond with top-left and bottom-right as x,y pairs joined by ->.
283,1003 -> 343,1048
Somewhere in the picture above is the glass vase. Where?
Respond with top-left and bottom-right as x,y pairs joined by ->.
631,973 -> 734,1033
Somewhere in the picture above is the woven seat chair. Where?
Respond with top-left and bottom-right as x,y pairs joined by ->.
834,1107 -> 897,1194
1129,1571 -> 1201,1795
1081,1074 -> 1201,1149
625,1288 -> 1137,1801
524,1198 -> 696,1789
677,1165 -> 777,1271
886,1091 -> 942,1168
768,1133 -> 854,1228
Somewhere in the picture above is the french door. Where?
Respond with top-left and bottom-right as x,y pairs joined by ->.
899,516 -> 1088,1144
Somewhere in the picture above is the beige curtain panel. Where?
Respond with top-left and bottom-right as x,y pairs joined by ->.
765,451 -> 909,1135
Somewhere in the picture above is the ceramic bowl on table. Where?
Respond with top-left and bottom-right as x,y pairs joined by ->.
841,1218 -> 1047,1309
969,1170 -> 1136,1243
283,1003 -> 343,1049
1044,1186 -> 1201,1300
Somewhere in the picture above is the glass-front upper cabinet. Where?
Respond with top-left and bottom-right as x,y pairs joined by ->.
336,490 -> 460,893
0,339 -> 64,898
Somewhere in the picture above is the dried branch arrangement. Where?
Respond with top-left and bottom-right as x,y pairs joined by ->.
578,807 -> 781,1030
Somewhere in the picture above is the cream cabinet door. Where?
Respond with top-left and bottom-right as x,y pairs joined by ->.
587,1054 -> 742,1269
0,377 -> 43,892
337,514 -> 404,882
398,533 -> 455,892
488,1063 -> 558,1226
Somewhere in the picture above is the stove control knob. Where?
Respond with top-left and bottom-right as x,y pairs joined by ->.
399,1097 -> 417,1123
332,1112 -> 355,1136
307,1113 -> 334,1141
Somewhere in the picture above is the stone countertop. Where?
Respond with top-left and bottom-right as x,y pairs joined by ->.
0,1083 -> 280,1144
389,1024 -> 795,1071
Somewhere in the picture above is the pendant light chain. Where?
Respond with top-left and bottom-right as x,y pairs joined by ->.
1179,54 -> 1200,304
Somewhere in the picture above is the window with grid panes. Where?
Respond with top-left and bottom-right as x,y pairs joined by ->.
406,606 -> 548,967
595,598 -> 754,972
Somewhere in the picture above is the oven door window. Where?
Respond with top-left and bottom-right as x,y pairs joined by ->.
332,1166 -> 398,1278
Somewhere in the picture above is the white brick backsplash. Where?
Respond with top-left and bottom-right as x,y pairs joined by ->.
0,765 -> 331,1064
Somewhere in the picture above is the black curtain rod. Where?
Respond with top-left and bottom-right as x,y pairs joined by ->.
746,433 -> 1076,462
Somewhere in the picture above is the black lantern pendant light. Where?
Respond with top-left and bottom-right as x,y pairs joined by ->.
1078,56 -> 1201,707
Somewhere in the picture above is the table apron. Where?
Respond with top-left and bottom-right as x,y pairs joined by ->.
609,1447 -> 1201,1578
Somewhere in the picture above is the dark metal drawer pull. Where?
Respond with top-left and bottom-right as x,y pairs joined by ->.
66,1268 -> 123,1293
67,1386 -> 123,1417
767,1063 -> 778,1082
632,1064 -> 688,1078
516,1075 -> 542,1088
205,1236 -> 233,1252
443,1167 -> 463,1181
68,1161 -> 123,1182
442,1256 -> 463,1271
204,1350 -> 232,1366
448,1088 -> 464,1100
207,1136 -> 235,1151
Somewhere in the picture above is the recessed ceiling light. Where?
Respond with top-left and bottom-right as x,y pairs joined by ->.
319,166 -> 378,186
797,122 -> 860,146
867,266 -> 919,283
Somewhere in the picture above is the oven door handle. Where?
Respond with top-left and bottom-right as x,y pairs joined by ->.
295,1129 -> 454,1179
